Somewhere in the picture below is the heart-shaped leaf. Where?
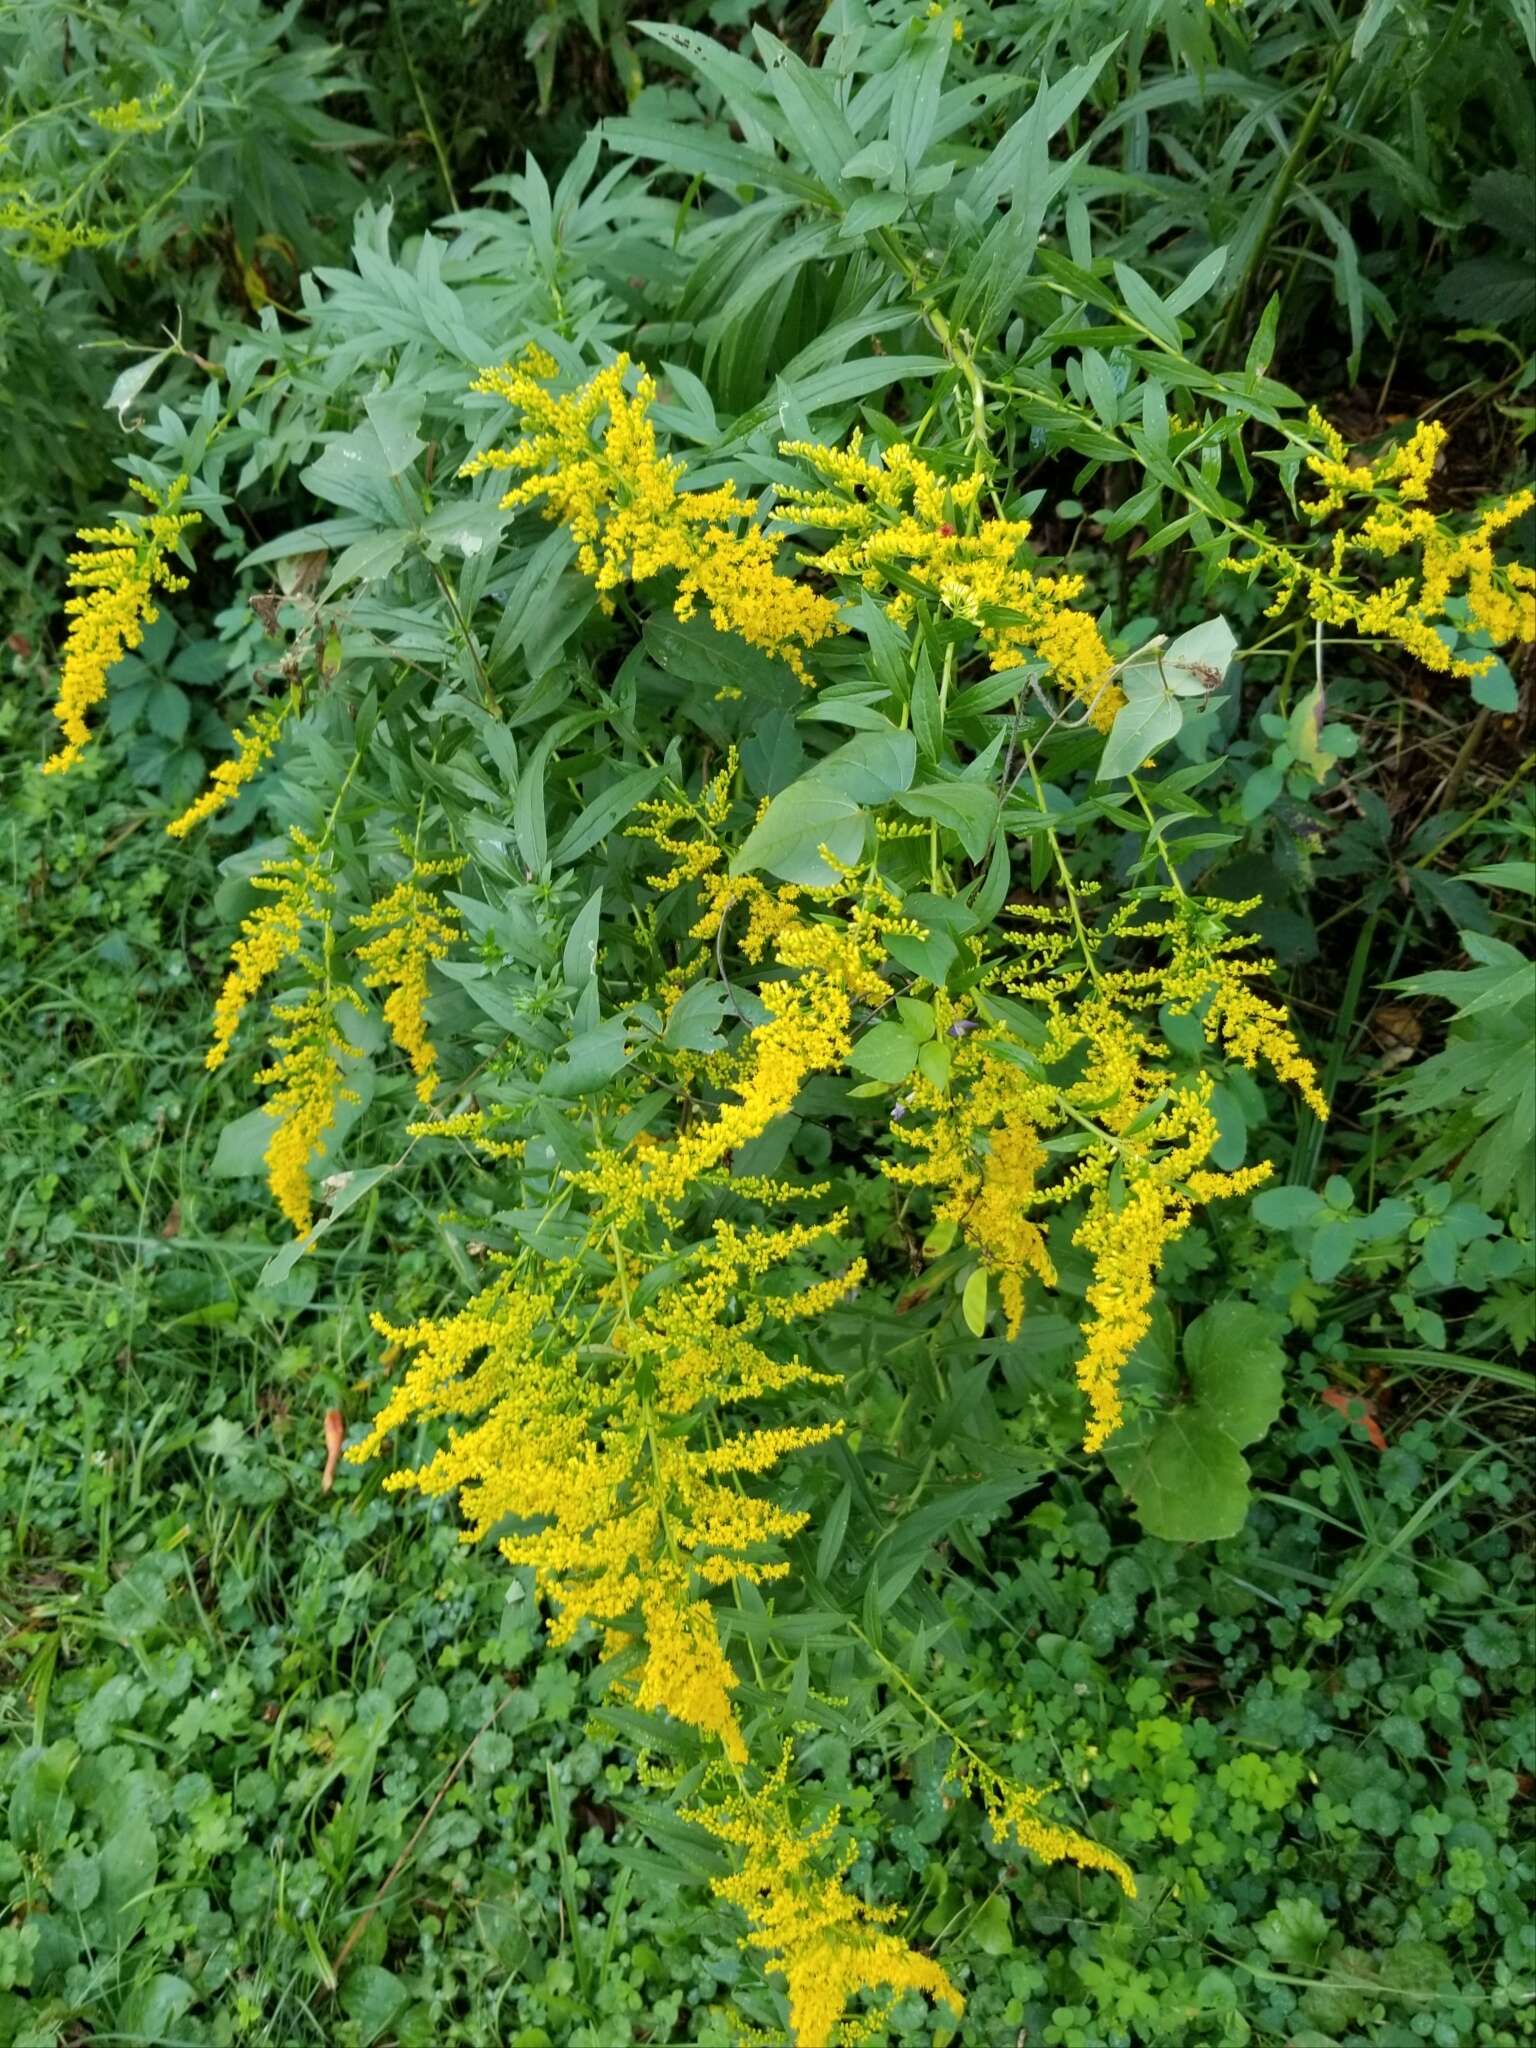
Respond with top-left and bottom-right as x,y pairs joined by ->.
1105,1301 -> 1286,1541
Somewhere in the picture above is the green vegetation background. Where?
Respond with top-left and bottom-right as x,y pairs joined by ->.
1,2 -> 1532,2044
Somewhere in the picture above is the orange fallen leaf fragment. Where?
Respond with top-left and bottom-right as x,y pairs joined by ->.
322,1408 -> 346,1492
1321,1387 -> 1387,1452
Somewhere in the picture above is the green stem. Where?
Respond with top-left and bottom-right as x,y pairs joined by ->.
392,0 -> 460,213
431,562 -> 500,717
1411,746 -> 1533,866
1213,38 -> 1353,365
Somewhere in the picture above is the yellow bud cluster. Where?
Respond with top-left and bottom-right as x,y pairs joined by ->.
1299,407 -> 1443,518
575,892 -> 899,1228
205,830 -> 333,1072
631,750 -> 738,889
959,1753 -> 1136,1897
257,984 -> 362,1237
1072,1088 -> 1271,1451
89,83 -> 174,134
1230,414 -> 1535,678
464,354 -> 837,682
351,857 -> 464,1104
685,1754 -> 964,2046
0,194 -> 114,263
406,1108 -> 525,1160
778,433 -> 1121,729
166,692 -> 296,840
43,477 -> 198,775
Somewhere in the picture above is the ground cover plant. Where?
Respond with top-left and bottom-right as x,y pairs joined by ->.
3,1 -> 1534,2043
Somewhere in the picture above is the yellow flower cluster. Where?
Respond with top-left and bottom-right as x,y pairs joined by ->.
632,749 -> 738,889
205,830 -> 333,1072
884,895 -> 1323,1450
89,83 -> 174,134
353,812 -> 1145,2030
0,194 -> 114,263
632,755 -> 807,971
464,350 -> 838,682
1071,1085 -> 1270,1451
1165,909 -> 1331,1120
461,360 -> 1121,722
166,693 -> 296,840
43,477 -> 198,774
577,887 -> 902,1229
258,984 -> 362,1236
351,857 -> 464,1103
203,830 -> 363,1235
958,1753 -> 1135,1897
686,1754 -> 963,2046
1299,407 -> 1443,517
353,1218 -> 857,1764
778,433 -> 1121,728
1231,413 -> 1535,678
406,1107 -> 525,1160
884,1010 -> 1060,1338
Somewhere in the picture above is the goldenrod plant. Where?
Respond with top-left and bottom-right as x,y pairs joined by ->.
26,3 -> 1536,2040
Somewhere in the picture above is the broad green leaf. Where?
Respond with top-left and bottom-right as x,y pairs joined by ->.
1164,244 -> 1229,316
1251,1185 -> 1325,1230
887,16 -> 950,178
730,781 -> 869,885
664,980 -> 732,1053
96,1810 -> 159,1945
562,889 -> 603,999
1161,617 -> 1238,696
910,650 -> 943,762
341,1965 -> 408,2046
961,1266 -> 989,1338
848,1021 -> 921,1083
212,1107 -> 278,1179
752,30 -> 857,196
1099,617 -> 1235,781
118,1975 -> 194,2039
970,1892 -> 1013,1956
1257,1898 -> 1331,1965
644,612 -> 798,701
104,346 -> 173,426
545,1017 -> 633,1098
1106,1302 -> 1286,1542
8,1744 -> 77,1857
816,1483 -> 853,1580
895,782 -> 999,862
361,388 -> 426,475
723,356 -> 947,444
1470,659 -> 1519,713
551,766 -> 664,867
1352,0 -> 1404,55
732,730 -> 915,884
1098,673 -> 1183,783
257,1162 -> 397,1287
1112,260 -> 1181,347
1458,859 -> 1536,896
602,115 -> 813,202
